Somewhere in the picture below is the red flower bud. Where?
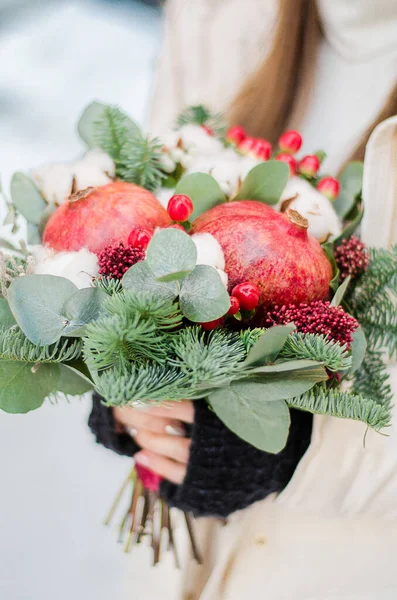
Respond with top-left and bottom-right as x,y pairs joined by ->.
275,152 -> 297,176
316,176 -> 340,200
226,125 -> 246,145
297,155 -> 321,177
278,130 -> 302,154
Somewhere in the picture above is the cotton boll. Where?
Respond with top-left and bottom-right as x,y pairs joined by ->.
169,147 -> 185,163
280,177 -> 342,242
156,187 -> 175,209
73,162 -> 112,191
32,163 -> 74,205
191,233 -> 225,270
31,247 -> 98,289
216,268 -> 228,289
178,125 -> 224,156
158,152 -> 176,174
81,149 -> 115,177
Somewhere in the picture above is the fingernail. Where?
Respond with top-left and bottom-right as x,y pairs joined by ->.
126,427 -> 137,438
165,424 -> 185,437
135,453 -> 150,467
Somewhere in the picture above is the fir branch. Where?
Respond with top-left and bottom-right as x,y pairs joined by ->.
118,135 -> 165,191
280,332 -> 352,372
93,276 -> 123,296
288,385 -> 391,430
104,290 -> 182,331
239,328 -> 265,353
0,252 -> 33,298
352,349 -> 393,409
0,326 -> 82,362
176,105 -> 227,136
94,106 -> 131,163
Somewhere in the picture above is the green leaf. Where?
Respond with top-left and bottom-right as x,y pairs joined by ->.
146,228 -> 197,282
241,370 -> 325,401
174,173 -> 225,220
38,203 -> 57,238
245,359 -> 327,377
209,381 -> 291,453
333,203 -> 364,246
10,172 -> 47,225
78,101 -> 140,148
56,364 -> 93,395
63,287 -> 107,337
244,324 -> 296,366
122,260 -> 178,300
0,298 -> 16,328
27,223 -> 41,245
0,361 -> 60,414
333,162 -> 363,219
179,265 -> 230,322
349,327 -> 367,375
235,161 -> 289,205
322,242 -> 340,292
330,275 -> 351,307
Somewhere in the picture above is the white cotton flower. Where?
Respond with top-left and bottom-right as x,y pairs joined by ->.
238,155 -> 261,180
32,163 -> 74,205
158,153 -> 176,174
80,148 -> 115,177
191,233 -> 225,270
156,187 -> 175,209
215,268 -> 228,289
179,153 -> 194,170
177,125 -> 224,156
30,246 -> 98,289
169,147 -> 185,163
279,177 -> 342,243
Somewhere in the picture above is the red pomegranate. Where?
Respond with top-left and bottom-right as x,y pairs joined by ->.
193,200 -> 333,310
43,181 -> 171,254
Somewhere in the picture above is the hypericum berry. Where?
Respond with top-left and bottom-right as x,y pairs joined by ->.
276,153 -> 297,176
298,155 -> 321,177
98,242 -> 145,279
254,138 -> 272,161
226,125 -> 246,145
238,136 -> 257,154
200,317 -> 224,331
334,235 -> 369,281
167,194 -> 194,222
128,227 -> 153,249
228,296 -> 240,315
231,282 -> 260,311
278,130 -> 302,154
317,177 -> 340,200
201,125 -> 214,136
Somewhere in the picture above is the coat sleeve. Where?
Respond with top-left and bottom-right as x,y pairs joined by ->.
88,394 -> 139,457
160,401 -> 313,518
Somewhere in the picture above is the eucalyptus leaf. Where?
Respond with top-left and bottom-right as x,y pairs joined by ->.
174,173 -> 225,220
333,162 -> 363,219
322,242 -> 340,292
78,101 -> 141,148
348,326 -> 367,375
238,371 -> 324,401
244,324 -> 296,367
27,223 -> 41,245
38,203 -> 57,237
333,204 -> 364,246
56,364 -> 93,395
63,287 -> 107,337
10,172 -> 47,225
330,275 -> 351,307
235,161 -> 289,205
122,260 -> 178,300
245,359 -> 326,375
0,298 -> 16,328
146,228 -> 197,282
0,361 -> 60,414
209,381 -> 291,453
179,265 -> 230,322
8,275 -> 78,345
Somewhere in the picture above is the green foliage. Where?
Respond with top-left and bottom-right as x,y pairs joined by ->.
279,332 -> 352,373
321,242 -> 340,292
350,246 -> 397,358
176,105 -> 227,136
0,252 -> 31,298
123,261 -> 178,301
235,161 -> 289,205
10,172 -> 47,225
103,290 -> 182,331
288,384 -> 391,430
243,324 -> 295,366
352,349 -> 393,409
179,265 -> 230,322
78,101 -> 141,149
0,326 -> 82,363
93,276 -> 123,296
146,228 -> 197,281
239,328 -> 265,353
333,162 -> 363,219
174,173 -> 226,219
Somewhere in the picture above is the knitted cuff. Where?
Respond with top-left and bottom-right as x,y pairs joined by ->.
88,394 -> 139,457
160,401 -> 312,518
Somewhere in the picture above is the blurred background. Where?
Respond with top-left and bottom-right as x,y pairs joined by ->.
0,1 -> 184,598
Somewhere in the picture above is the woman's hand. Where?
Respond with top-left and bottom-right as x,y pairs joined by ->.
113,401 -> 194,485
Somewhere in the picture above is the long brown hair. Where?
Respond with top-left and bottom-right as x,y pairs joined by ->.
228,0 -> 397,163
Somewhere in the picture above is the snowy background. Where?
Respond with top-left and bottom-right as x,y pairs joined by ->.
0,1 -> 184,598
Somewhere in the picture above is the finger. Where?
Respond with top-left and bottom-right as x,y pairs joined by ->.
133,430 -> 191,464
113,407 -> 185,436
135,451 -> 186,485
136,400 -> 194,424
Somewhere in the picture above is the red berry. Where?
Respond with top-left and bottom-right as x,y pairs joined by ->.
254,138 -> 272,161
128,227 -> 153,250
238,136 -> 256,154
317,177 -> 340,200
228,296 -> 240,315
201,125 -> 214,136
278,130 -> 302,154
226,125 -> 246,145
167,194 -> 194,222
200,317 -> 224,330
297,155 -> 320,177
231,282 -> 260,311
275,153 -> 297,176
168,223 -> 185,231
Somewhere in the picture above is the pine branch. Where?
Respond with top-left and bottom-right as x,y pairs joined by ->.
239,328 -> 266,353
176,105 -> 227,136
280,332 -> 352,372
352,349 -> 393,409
288,385 -> 391,430
92,276 -> 123,296
0,326 -> 82,362
118,135 -> 165,191
94,106 -> 131,163
104,290 -> 182,331
0,252 -> 33,298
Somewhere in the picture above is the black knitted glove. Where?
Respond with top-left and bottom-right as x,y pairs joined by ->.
88,394 -> 139,457
160,400 -> 312,518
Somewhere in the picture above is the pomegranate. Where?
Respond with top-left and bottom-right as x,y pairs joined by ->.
192,201 -> 333,310
43,181 -> 171,254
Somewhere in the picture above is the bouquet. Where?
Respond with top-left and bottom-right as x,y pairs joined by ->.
1,102 -> 396,565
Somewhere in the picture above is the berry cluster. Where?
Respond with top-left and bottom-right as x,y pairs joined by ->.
98,242 -> 146,280
335,236 -> 369,281
264,300 -> 359,348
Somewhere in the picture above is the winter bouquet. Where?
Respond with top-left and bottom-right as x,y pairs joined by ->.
1,103 -> 396,563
